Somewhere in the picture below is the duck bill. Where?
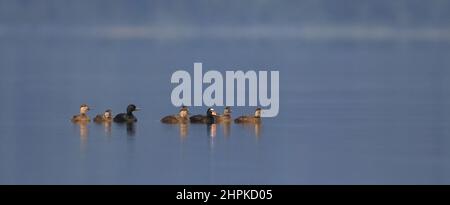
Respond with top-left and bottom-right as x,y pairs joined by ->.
212,111 -> 217,116
135,108 -> 142,111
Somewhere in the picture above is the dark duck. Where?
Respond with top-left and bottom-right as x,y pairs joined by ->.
71,104 -> 91,123
161,106 -> 189,124
190,108 -> 217,124
113,104 -> 140,123
94,109 -> 112,123
234,108 -> 262,124
214,106 -> 232,123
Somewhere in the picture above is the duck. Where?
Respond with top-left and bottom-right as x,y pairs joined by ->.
190,108 -> 217,124
113,104 -> 140,123
161,106 -> 189,124
71,104 -> 91,123
94,109 -> 112,123
215,106 -> 232,123
234,108 -> 261,124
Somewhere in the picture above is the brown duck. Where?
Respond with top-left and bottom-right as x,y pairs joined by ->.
215,106 -> 232,123
94,109 -> 112,123
234,108 -> 261,124
71,104 -> 91,123
161,106 -> 190,124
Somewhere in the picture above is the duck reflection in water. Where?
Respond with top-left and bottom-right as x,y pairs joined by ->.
179,122 -> 188,139
237,122 -> 262,138
114,122 -> 136,137
207,123 -> 217,138
126,122 -> 136,137
221,122 -> 231,137
96,121 -> 112,137
72,121 -> 89,150
254,122 -> 261,138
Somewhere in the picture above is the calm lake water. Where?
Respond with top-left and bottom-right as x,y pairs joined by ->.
1,35 -> 449,184
1,1 -> 450,184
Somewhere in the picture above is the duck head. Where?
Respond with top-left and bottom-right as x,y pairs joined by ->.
207,108 -> 217,117
179,106 -> 189,118
223,106 -> 232,116
104,109 -> 112,118
254,108 -> 262,118
126,104 -> 140,114
80,104 -> 90,114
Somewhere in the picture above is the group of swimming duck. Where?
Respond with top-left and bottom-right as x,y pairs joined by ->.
161,106 -> 261,124
71,104 -> 140,123
71,104 -> 261,124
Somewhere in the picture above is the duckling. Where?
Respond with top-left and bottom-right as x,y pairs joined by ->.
215,106 -> 232,123
190,108 -> 217,124
234,108 -> 262,124
71,104 -> 91,123
113,104 -> 140,123
161,106 -> 189,124
94,109 -> 112,123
